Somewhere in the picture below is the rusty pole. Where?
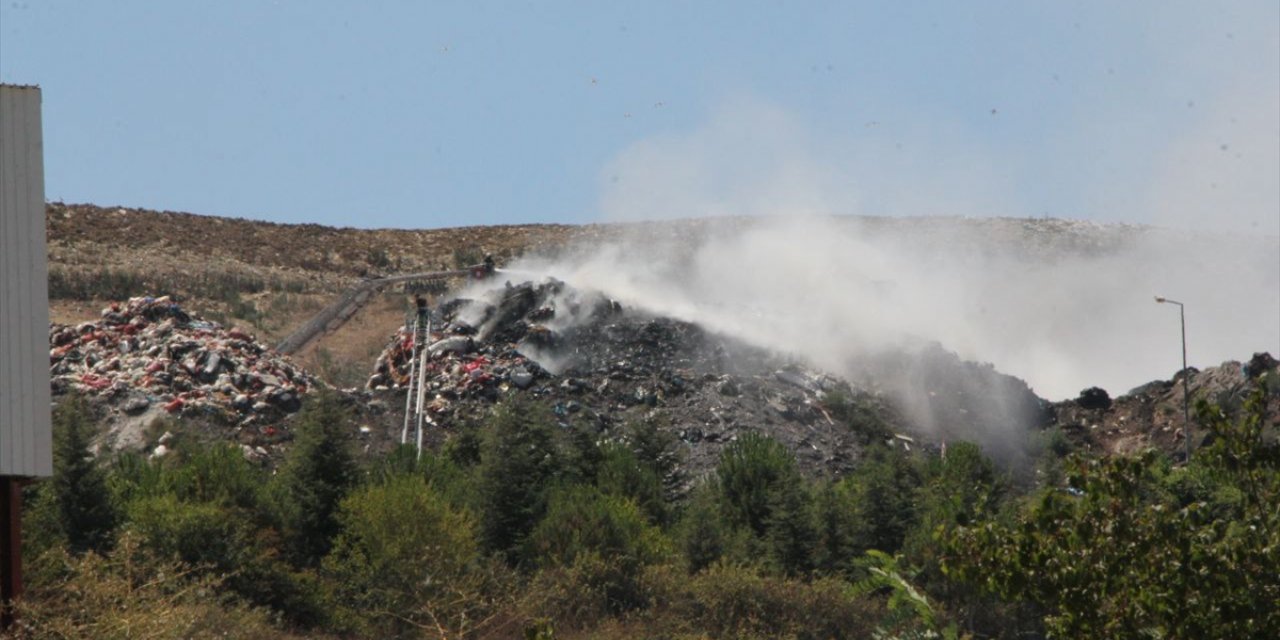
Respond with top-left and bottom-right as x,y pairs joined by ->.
1,476 -> 24,630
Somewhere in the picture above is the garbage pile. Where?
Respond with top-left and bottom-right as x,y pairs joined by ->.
1049,351 -> 1280,458
367,279 -> 901,479
50,296 -> 315,426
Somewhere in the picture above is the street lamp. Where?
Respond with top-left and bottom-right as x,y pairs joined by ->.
1154,296 -> 1192,462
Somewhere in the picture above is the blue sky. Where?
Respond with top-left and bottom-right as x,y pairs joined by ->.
2,1 -> 1276,231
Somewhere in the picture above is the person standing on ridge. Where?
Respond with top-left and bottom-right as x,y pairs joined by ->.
414,294 -> 429,329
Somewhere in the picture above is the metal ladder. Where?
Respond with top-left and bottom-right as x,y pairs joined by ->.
400,310 -> 432,458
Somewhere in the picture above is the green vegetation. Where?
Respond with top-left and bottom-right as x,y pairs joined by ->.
942,388 -> 1280,638
15,385 -> 1278,638
272,389 -> 360,566
43,395 -> 117,554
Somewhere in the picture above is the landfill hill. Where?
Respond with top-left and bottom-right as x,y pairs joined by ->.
357,277 -> 1280,481
45,202 -> 1156,384
363,278 -> 914,482
45,202 -> 1280,474
48,282 -> 1279,486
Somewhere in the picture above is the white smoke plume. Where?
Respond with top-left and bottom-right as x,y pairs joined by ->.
515,215 -> 1277,403
500,94 -> 1278,456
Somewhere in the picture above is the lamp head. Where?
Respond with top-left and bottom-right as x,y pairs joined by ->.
1155,296 -> 1166,303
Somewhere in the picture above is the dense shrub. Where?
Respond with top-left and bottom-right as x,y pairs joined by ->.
13,532 -> 295,640
639,562 -> 881,639
323,474 -> 504,637
527,485 -> 668,614
943,388 -> 1280,638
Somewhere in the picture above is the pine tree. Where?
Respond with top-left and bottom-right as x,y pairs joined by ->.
273,389 -> 358,565
49,394 -> 117,553
596,442 -> 667,525
677,483 -> 726,573
716,431 -> 797,537
477,398 -> 561,562
845,445 -> 919,555
765,478 -> 817,576
812,480 -> 859,576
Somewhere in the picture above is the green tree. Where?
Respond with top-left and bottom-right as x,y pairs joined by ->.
764,476 -> 816,576
596,442 -> 667,525
811,479 -> 859,576
477,398 -> 562,561
943,388 -> 1280,639
112,442 -> 326,626
273,389 -> 359,566
526,485 -> 667,612
47,395 -> 117,553
715,432 -> 819,575
905,441 -> 1005,576
625,416 -> 682,498
843,445 -> 918,555
676,482 -> 729,573
716,431 -> 799,538
324,474 -> 492,637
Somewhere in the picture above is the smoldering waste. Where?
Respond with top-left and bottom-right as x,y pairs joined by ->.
366,278 -> 905,480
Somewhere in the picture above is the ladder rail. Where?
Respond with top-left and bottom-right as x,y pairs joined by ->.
400,320 -> 417,445
402,310 -> 433,456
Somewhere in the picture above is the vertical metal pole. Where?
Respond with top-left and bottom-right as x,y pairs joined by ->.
415,314 -> 432,460
1,477 -> 24,631
1180,305 -> 1191,462
401,318 -> 417,445
415,351 -> 428,460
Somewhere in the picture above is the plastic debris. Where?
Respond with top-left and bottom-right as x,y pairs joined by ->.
49,296 -> 316,422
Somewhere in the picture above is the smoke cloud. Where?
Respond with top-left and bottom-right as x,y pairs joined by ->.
518,215 -> 1277,403
499,91 -> 1277,456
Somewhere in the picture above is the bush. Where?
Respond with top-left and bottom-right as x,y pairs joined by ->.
527,485 -> 668,613
638,562 -> 880,639
942,388 -> 1280,638
323,474 -> 502,637
14,532 -> 292,640
122,489 -> 324,625
112,442 -> 267,513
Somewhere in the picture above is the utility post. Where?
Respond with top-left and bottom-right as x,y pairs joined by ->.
1155,296 -> 1192,462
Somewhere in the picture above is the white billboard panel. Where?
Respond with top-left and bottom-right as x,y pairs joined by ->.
0,84 -> 53,478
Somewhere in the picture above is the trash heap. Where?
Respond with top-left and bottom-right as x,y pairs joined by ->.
367,279 -> 900,479
1048,351 -> 1280,458
50,296 -> 315,425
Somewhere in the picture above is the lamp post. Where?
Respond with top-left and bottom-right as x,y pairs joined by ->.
1154,296 -> 1191,462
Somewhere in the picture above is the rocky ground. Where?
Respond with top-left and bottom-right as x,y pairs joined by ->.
1052,352 -> 1280,458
